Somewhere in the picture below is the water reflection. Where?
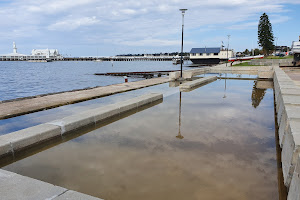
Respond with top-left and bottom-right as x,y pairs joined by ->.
2,79 -> 281,200
252,81 -> 267,108
176,92 -> 183,139
223,74 -> 227,99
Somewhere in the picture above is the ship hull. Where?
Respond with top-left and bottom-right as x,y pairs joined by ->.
190,58 -> 220,65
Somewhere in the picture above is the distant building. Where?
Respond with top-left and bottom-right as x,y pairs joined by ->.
0,42 -> 27,61
0,42 -> 63,61
274,46 -> 290,55
31,49 -> 62,60
189,47 -> 234,65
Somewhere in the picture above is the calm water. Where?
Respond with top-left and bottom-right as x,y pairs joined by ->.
2,79 -> 281,200
0,61 -> 192,101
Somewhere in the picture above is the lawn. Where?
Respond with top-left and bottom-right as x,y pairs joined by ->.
232,62 -> 259,66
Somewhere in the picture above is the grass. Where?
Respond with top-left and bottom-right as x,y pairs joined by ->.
232,62 -> 259,66
264,55 -> 293,59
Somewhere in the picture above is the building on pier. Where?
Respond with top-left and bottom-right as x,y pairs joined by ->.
0,42 -> 28,61
31,49 -> 63,60
0,42 -> 63,61
189,47 -> 234,65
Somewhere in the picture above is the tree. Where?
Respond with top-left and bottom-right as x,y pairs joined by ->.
254,48 -> 261,55
258,13 -> 274,55
251,81 -> 266,108
243,49 -> 250,55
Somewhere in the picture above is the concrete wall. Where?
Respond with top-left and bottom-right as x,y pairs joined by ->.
250,59 -> 293,66
179,76 -> 217,91
273,66 -> 300,199
169,65 -> 274,81
0,93 -> 163,158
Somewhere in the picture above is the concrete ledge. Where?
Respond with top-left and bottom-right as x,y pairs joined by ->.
0,93 -> 163,158
288,155 -> 300,200
0,169 -> 102,200
179,76 -> 217,90
279,106 -> 300,147
282,120 -> 300,187
0,77 -> 169,120
47,93 -> 163,135
169,71 -> 180,80
53,190 -> 102,200
258,71 -> 274,79
0,169 -> 67,200
0,124 -> 61,154
274,66 -> 300,193
169,68 -> 210,80
0,138 -> 12,157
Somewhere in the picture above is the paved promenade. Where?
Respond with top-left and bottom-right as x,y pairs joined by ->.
0,77 -> 169,120
284,68 -> 300,87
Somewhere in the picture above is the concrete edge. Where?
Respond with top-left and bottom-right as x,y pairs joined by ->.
0,169 -> 103,200
179,76 -> 217,89
0,93 -> 163,158
274,66 -> 300,196
287,155 -> 300,200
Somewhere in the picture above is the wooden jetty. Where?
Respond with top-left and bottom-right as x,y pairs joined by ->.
94,70 -> 180,78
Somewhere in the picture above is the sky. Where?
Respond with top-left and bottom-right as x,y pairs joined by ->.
0,0 -> 299,57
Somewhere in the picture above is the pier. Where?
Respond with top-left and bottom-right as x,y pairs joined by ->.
0,55 -> 190,62
94,70 -> 179,78
63,56 -> 190,62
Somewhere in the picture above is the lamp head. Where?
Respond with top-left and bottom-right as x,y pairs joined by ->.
179,9 -> 188,14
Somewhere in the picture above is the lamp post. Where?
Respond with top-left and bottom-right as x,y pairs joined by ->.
179,9 -> 187,78
226,35 -> 230,67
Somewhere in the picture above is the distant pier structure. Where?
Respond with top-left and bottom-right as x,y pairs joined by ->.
0,42 -> 63,61
63,56 -> 190,62
0,42 -> 189,62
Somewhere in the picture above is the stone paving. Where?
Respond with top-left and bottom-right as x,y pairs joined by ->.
284,68 -> 300,87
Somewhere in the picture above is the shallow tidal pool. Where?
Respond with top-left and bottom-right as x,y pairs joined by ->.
1,78 -> 283,200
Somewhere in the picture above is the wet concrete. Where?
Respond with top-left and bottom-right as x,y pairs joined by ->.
1,79 -> 282,200
0,77 -> 169,120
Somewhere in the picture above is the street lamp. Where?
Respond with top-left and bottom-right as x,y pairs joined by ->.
226,35 -> 230,67
179,9 -> 187,78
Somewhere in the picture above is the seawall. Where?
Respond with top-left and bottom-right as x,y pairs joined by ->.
273,66 -> 300,200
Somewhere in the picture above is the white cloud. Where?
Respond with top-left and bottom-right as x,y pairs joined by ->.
0,0 -> 298,55
48,16 -> 100,31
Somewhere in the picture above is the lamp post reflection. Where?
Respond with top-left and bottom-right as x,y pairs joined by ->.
223,74 -> 227,99
176,92 -> 184,139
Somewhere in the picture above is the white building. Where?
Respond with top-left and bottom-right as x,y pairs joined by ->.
189,47 -> 234,65
31,49 -> 62,60
0,42 -> 27,61
0,42 -> 63,61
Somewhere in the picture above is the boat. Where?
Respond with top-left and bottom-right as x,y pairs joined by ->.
172,59 -> 181,65
228,55 -> 264,62
189,47 -> 234,65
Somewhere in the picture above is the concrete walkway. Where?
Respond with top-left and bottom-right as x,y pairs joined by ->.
0,169 -> 102,200
284,68 -> 300,87
0,77 -> 169,120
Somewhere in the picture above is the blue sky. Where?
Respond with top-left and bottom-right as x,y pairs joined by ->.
0,0 -> 299,56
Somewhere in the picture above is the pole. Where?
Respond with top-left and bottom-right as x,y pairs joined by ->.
226,35 -> 230,67
179,9 -> 187,78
